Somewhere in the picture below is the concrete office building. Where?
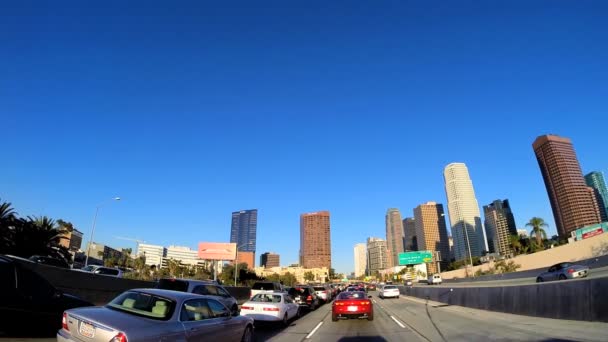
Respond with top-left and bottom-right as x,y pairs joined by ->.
137,243 -> 166,267
260,252 -> 280,268
403,217 -> 417,251
483,200 -> 518,256
230,209 -> 258,254
414,202 -> 451,274
164,245 -> 202,267
300,211 -> 332,269
533,135 -> 602,238
444,163 -> 487,261
60,228 -> 84,252
354,243 -> 367,278
385,208 -> 405,268
367,237 -> 389,276
585,171 -> 608,222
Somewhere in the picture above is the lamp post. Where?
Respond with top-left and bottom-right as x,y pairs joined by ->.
84,197 -> 121,267
234,242 -> 252,286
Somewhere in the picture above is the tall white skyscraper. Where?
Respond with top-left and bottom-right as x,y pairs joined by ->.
353,243 -> 367,277
444,163 -> 487,261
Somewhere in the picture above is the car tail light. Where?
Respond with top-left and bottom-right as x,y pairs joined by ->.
567,268 -> 575,274
361,301 -> 371,305
241,306 -> 254,310
263,307 -> 280,311
334,302 -> 344,306
62,312 -> 69,331
306,295 -> 312,301
110,332 -> 127,342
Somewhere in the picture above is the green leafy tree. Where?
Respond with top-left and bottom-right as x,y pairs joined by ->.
303,271 -> 315,282
509,235 -> 522,255
526,217 -> 548,249
0,199 -> 17,253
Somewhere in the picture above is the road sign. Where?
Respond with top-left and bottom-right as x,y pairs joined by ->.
399,251 -> 433,265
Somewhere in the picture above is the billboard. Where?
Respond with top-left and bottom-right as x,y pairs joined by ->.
573,223 -> 608,241
198,242 -> 237,260
399,251 -> 433,265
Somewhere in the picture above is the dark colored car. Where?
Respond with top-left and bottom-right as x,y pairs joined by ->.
288,285 -> 320,311
0,255 -> 93,336
29,255 -> 70,269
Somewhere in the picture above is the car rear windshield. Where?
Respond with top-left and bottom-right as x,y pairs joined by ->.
251,294 -> 282,303
157,279 -> 189,292
313,286 -> 326,291
338,291 -> 367,299
251,282 -> 275,290
107,291 -> 175,320
384,285 -> 397,289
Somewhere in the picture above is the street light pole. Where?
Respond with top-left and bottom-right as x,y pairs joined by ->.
84,197 -> 121,267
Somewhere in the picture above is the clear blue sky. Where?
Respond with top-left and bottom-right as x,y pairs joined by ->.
2,1 -> 607,274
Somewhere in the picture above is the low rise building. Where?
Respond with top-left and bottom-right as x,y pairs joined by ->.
253,266 -> 329,283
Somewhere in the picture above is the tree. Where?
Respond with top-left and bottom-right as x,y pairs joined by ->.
303,271 -> 315,282
526,217 -> 548,249
509,235 -> 522,255
0,199 -> 17,253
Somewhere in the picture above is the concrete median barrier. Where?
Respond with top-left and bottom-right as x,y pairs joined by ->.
400,276 -> 608,322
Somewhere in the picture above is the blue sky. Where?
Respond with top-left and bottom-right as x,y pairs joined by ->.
1,1 -> 607,274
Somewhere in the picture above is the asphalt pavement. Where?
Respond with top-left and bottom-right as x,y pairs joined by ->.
259,291 -> 608,342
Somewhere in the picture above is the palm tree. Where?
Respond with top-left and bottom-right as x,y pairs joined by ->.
0,199 -> 17,253
526,217 -> 548,249
11,216 -> 71,262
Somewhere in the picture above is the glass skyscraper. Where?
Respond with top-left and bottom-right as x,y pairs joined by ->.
230,209 -> 258,253
585,171 -> 608,222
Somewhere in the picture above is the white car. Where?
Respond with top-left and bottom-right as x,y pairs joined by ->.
379,285 -> 400,299
240,292 -> 300,326
428,274 -> 442,285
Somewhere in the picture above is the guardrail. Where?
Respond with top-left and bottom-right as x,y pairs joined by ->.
399,276 -> 608,322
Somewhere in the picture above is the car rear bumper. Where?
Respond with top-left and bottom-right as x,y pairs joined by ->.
333,310 -> 372,319
382,292 -> 400,297
57,329 -> 76,342
241,313 -> 282,321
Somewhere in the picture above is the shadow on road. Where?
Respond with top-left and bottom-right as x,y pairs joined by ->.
337,337 -> 388,342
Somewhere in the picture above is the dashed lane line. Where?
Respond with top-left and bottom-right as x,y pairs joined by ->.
305,321 -> 324,339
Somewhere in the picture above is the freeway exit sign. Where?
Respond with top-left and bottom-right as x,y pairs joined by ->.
399,251 -> 433,265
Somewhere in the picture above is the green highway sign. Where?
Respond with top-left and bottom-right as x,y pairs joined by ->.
398,251 -> 433,265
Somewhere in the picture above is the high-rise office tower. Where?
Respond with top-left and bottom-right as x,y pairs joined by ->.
533,135 -> 602,238
300,211 -> 331,269
260,252 -> 280,268
444,163 -> 487,261
366,237 -> 389,275
353,243 -> 367,278
585,171 -> 608,222
385,208 -> 404,268
483,199 -> 518,256
414,202 -> 451,273
402,217 -> 417,251
230,209 -> 258,253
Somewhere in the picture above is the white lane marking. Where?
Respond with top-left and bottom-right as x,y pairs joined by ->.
305,321 -> 324,339
390,315 -> 406,329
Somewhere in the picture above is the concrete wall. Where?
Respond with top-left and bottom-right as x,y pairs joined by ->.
442,233 -> 608,279
399,277 -> 608,322
14,257 -> 253,305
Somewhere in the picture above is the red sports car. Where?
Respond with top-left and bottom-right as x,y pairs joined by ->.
331,291 -> 373,321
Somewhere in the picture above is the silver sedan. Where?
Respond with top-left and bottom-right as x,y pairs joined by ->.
57,288 -> 254,342
536,262 -> 590,282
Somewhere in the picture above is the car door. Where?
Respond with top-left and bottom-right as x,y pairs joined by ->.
181,299 -> 224,342
206,299 -> 242,341
546,266 -> 557,281
283,295 -> 298,319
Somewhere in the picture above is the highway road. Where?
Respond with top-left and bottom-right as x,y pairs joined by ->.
4,290 -> 608,342
432,266 -> 608,288
257,291 -> 608,342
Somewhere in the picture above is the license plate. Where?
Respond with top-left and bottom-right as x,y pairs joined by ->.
347,306 -> 358,312
79,322 -> 95,338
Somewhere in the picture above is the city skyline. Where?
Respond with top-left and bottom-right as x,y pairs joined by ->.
3,2 -> 607,274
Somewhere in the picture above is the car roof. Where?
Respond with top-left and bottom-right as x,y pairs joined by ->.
127,288 -> 215,301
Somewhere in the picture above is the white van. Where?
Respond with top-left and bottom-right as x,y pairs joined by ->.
428,274 -> 442,285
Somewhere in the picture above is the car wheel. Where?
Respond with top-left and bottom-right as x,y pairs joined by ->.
367,313 -> 374,321
332,314 -> 338,322
241,326 -> 253,342
536,277 -> 543,283
559,274 -> 567,280
296,307 -> 302,318
282,313 -> 289,327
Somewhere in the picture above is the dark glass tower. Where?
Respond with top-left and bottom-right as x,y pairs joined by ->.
230,209 -> 258,253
